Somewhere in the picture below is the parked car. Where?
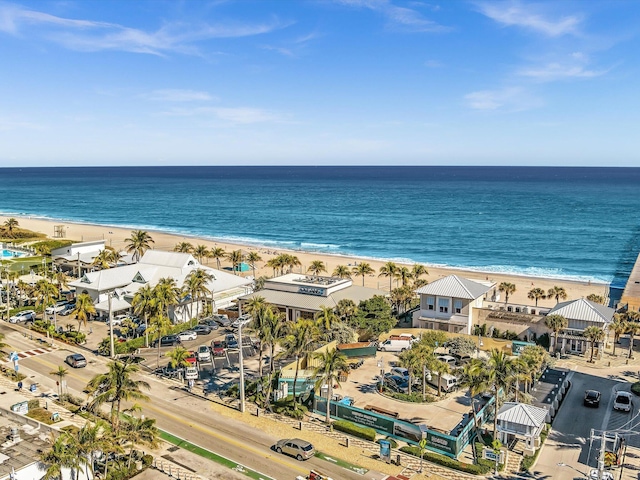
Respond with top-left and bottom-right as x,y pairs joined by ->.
65,353 -> 87,368
225,333 -> 238,349
45,301 -> 69,315
107,314 -> 130,326
390,367 -> 410,379
154,335 -> 181,347
178,330 -> 197,342
185,351 -> 197,364
275,438 -> 315,461
211,340 -> 226,356
584,390 -> 601,407
9,310 -> 36,323
197,345 -> 211,362
211,314 -> 231,328
384,373 -> 409,394
199,318 -> 220,330
59,304 -> 75,316
613,391 -> 633,412
192,325 -> 212,335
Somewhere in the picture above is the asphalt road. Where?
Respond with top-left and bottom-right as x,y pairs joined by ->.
1,324 -> 380,480
534,369 -> 640,480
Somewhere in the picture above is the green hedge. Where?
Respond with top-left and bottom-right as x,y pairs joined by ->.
97,322 -> 195,356
333,420 -> 376,441
631,382 -> 640,396
386,390 -> 436,403
400,446 -> 491,475
376,437 -> 398,448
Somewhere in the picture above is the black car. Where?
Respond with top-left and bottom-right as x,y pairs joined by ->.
192,325 -> 213,335
154,335 -> 181,347
199,318 -> 220,330
584,389 -> 601,407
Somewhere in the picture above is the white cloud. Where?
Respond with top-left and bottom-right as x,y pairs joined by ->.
424,59 -> 442,68
464,86 -> 541,111
160,106 -> 283,125
477,1 -> 581,37
143,89 -> 216,102
335,0 -> 447,32
0,3 -> 285,55
518,62 -> 607,81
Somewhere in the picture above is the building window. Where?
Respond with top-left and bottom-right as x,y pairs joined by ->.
438,298 -> 449,313
427,296 -> 435,310
454,300 -> 463,314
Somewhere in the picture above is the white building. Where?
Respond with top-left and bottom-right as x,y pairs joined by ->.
51,240 -> 106,276
546,298 -> 615,355
496,402 -> 548,454
69,250 -> 252,322
412,275 -> 493,334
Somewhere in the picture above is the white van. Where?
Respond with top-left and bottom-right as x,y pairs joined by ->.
437,355 -> 458,368
185,366 -> 199,380
428,372 -> 458,393
377,339 -> 413,352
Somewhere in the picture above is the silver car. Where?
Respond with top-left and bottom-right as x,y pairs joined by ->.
178,330 -> 197,342
275,438 -> 315,461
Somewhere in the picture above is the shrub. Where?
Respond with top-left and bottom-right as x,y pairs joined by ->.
386,391 -> 436,403
400,445 -> 490,475
142,454 -> 154,467
270,399 -> 307,420
376,437 -> 398,448
536,333 -> 550,350
631,382 -> 640,396
521,424 -> 550,471
333,420 -> 376,441
28,399 -> 40,410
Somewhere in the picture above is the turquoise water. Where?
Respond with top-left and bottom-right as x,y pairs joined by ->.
1,249 -> 26,259
1,166 -> 639,284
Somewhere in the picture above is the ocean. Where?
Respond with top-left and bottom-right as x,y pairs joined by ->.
1,166 -> 639,285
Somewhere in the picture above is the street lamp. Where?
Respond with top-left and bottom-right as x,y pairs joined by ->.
237,315 -> 252,413
108,291 -> 116,359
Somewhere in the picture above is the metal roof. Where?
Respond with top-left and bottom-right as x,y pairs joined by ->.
547,298 -> 614,324
415,275 -> 492,299
139,250 -> 197,269
497,402 -> 548,427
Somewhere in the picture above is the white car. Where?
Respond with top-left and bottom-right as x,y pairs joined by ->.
178,330 -> 197,342
197,345 -> 211,362
9,310 -> 36,323
45,301 -> 68,315
613,391 -> 633,412
107,314 -> 130,326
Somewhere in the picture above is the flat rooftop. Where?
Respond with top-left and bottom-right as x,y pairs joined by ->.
0,417 -> 49,478
267,273 -> 351,288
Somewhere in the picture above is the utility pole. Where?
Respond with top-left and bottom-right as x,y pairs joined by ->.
108,292 -> 115,359
237,315 -> 251,413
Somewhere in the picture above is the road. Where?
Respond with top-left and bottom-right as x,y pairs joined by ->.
534,369 -> 640,480
1,325 -> 381,480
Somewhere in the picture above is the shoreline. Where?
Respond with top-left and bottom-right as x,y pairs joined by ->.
1,212 -> 611,286
1,214 -> 610,309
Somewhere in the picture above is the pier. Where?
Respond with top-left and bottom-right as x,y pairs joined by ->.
621,252 -> 640,312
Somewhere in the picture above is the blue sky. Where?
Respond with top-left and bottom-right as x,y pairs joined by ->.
1,0 -> 639,166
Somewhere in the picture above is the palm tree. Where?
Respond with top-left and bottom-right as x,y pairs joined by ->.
91,247 -> 120,269
625,313 -> 640,359
74,420 -> 110,480
398,348 -> 422,396
315,305 -> 338,339
332,265 -> 351,279
411,264 -> 428,282
266,257 -> 281,276
193,244 -> 210,263
260,307 -> 286,407
430,359 -> 450,398
184,268 -> 212,326
498,282 -> 516,305
87,359 -> 150,432
544,314 -> 568,353
173,241 -> 193,253
166,346 -> 191,370
283,254 -> 301,273
125,230 -> 154,263
335,299 -> 358,325
50,366 -> 68,398
312,348 -> 348,424
155,277 -> 179,321
150,313 -> 172,368
209,247 -> 226,270
227,249 -> 244,275
119,415 -> 159,467
487,349 -> 514,440
53,271 -> 70,297
547,285 -> 568,304
527,288 -> 546,307
396,266 -> 413,286
584,326 -> 605,363
35,279 -> 58,317
72,293 -> 96,332
132,284 -> 156,348
40,432 -> 80,480
586,294 -> 605,304
352,262 -> 374,286
378,261 -> 398,292
458,359 -> 489,435
308,260 -> 326,276
609,315 -> 628,356
280,319 -> 317,408
3,217 -> 19,236
246,251 -> 262,278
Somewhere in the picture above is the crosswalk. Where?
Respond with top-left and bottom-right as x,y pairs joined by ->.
606,408 -> 640,448
15,346 -> 57,360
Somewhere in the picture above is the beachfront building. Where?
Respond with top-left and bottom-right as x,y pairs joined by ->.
69,250 -> 252,322
238,273 -> 386,321
496,402 -> 548,455
51,239 -> 108,276
412,275 -> 494,334
546,298 -> 614,355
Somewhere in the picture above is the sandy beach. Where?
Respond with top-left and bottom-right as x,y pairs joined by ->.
1,214 -> 608,308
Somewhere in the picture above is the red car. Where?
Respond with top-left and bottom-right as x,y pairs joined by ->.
211,340 -> 226,357
185,351 -> 197,364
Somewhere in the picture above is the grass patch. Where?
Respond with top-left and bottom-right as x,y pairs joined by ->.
333,419 -> 377,441
400,445 -> 491,475
521,424 -> 550,471
26,407 -> 55,425
314,451 -> 369,474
